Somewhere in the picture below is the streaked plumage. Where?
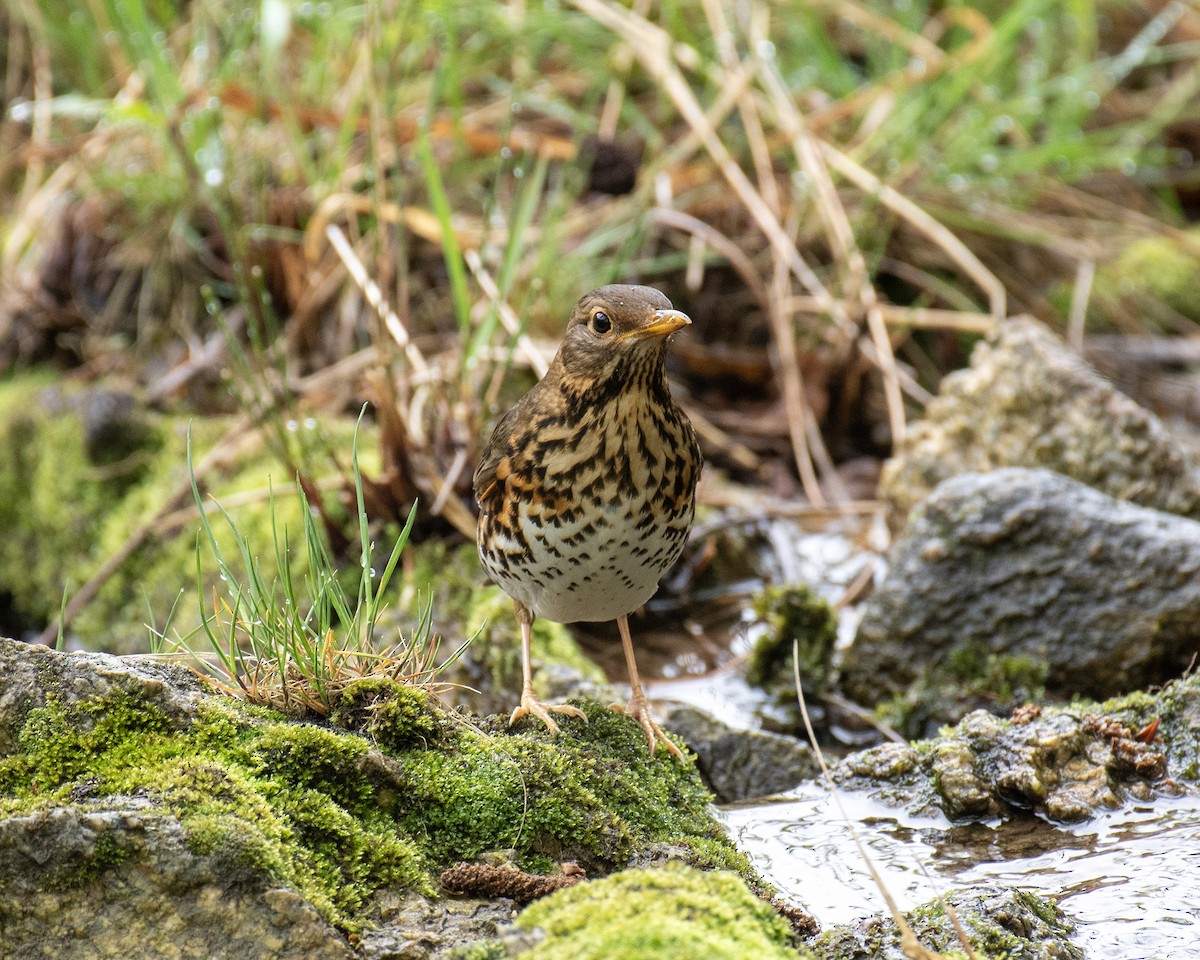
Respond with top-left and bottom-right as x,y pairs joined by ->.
474,284 -> 701,757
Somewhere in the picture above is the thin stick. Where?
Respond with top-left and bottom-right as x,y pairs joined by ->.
792,646 -> 972,960
463,248 -> 551,376
325,224 -> 430,375
1067,259 -> 1095,353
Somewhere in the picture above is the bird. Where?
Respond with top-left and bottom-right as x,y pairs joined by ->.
474,284 -> 701,758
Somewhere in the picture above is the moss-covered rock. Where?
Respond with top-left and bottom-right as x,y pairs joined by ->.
0,637 -> 748,954
512,863 -> 809,960
812,884 -> 1079,960
833,671 -> 1197,823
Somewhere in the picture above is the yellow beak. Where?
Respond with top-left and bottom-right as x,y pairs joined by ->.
618,308 -> 692,341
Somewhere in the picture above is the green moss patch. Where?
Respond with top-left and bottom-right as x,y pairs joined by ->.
0,691 -> 428,932
515,863 -> 807,960
391,699 -> 748,876
746,584 -> 838,697
0,666 -> 748,935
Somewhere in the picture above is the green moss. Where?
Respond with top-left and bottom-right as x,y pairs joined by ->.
1083,231 -> 1200,330
0,670 -> 751,936
0,688 -> 430,933
943,646 -> 1049,702
905,889 -> 1066,959
0,376 -> 138,635
391,699 -> 743,876
330,677 -> 446,752
446,944 -> 508,960
73,830 -> 130,885
746,585 -> 837,697
515,863 -> 807,960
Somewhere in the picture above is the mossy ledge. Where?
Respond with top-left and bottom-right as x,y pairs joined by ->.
835,670 -> 1200,823
509,862 -> 809,960
0,637 -> 747,946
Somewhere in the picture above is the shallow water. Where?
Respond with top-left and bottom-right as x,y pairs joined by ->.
722,787 -> 1200,958
643,512 -> 1200,957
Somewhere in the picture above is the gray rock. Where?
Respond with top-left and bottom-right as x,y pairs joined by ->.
812,884 -> 1082,960
665,705 -> 819,803
843,468 -> 1200,713
0,638 -> 207,755
832,674 -> 1195,823
881,316 -> 1200,527
358,894 -> 518,960
0,805 -> 350,960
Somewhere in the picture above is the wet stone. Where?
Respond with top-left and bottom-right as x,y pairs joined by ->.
664,705 -> 820,803
811,884 -> 1082,960
844,468 -> 1200,729
833,675 -> 1195,824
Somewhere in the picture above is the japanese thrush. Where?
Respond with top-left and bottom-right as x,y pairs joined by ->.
474,285 -> 701,758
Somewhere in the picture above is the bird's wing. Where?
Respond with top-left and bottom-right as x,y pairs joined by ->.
473,401 -> 524,510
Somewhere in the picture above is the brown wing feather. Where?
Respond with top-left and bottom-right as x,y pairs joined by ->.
473,401 -> 525,513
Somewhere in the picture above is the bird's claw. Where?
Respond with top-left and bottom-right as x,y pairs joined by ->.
611,695 -> 686,760
510,692 -> 587,734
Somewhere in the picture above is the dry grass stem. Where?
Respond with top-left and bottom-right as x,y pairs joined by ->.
818,142 -> 1007,318
647,208 -> 771,317
792,647 -> 974,960
1067,259 -> 1096,352
324,224 -> 430,376
813,0 -> 948,65
755,43 -> 907,443
463,249 -> 552,376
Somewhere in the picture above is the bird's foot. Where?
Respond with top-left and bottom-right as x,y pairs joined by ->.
611,694 -> 686,760
510,692 -> 587,734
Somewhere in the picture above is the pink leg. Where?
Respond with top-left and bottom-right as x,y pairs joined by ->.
508,602 -> 586,733
612,614 -> 685,759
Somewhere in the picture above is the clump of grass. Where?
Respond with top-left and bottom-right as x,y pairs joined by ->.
170,414 -> 460,717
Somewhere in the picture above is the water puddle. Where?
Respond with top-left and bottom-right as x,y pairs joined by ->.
722,788 -> 1200,958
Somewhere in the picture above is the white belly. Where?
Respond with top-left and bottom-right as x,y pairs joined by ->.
482,494 -> 692,624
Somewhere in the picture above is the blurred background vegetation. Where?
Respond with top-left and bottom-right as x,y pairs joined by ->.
2,0 -> 1200,652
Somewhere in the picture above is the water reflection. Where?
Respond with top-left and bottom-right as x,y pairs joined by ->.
722,790 -> 1200,958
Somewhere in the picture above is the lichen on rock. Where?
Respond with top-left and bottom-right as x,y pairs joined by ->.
833,671 -> 1196,823
880,316 -> 1200,528
812,884 -> 1080,960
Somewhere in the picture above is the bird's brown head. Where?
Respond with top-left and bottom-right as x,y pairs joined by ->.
553,284 -> 690,385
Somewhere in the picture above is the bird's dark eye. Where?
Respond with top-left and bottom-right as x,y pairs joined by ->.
590,311 -> 612,334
